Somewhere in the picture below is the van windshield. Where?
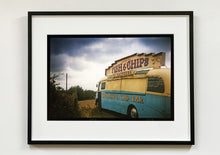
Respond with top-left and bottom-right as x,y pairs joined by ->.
101,82 -> 106,90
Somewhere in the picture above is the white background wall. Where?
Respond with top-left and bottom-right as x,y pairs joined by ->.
0,0 -> 219,154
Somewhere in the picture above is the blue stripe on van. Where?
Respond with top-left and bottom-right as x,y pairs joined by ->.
101,90 -> 171,119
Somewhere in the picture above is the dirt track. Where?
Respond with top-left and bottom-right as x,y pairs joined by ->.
78,100 -> 96,109
78,100 -> 118,118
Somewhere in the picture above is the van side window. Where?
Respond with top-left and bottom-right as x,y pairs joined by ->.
101,82 -> 106,90
147,77 -> 164,93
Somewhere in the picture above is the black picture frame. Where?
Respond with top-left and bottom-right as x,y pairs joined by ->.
28,11 -> 194,145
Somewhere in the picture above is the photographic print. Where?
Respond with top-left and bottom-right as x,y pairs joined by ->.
48,35 -> 174,120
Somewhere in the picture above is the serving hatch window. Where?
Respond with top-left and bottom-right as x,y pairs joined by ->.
101,82 -> 106,90
147,77 -> 164,93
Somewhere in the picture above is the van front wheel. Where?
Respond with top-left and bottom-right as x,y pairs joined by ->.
128,106 -> 138,118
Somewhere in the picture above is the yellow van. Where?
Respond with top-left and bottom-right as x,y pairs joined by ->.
95,53 -> 173,119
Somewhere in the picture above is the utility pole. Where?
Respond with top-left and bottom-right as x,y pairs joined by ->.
66,73 -> 68,91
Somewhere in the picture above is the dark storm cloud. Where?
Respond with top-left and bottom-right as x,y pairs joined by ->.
50,37 -> 105,72
82,37 -> 171,61
50,54 -> 67,72
50,37 -> 105,56
137,37 -> 171,52
49,36 -> 172,72
82,38 -> 136,62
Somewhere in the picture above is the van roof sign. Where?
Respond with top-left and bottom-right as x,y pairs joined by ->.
105,52 -> 165,77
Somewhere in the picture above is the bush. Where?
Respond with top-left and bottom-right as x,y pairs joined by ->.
68,86 -> 96,101
48,74 -> 80,120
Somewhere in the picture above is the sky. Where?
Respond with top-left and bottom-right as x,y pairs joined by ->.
49,36 -> 172,91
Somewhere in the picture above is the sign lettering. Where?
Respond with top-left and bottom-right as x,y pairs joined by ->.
105,52 -> 165,77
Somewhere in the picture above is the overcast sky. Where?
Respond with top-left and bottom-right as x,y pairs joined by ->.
49,36 -> 172,91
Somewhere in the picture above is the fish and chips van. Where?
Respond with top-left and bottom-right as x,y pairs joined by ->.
95,52 -> 172,119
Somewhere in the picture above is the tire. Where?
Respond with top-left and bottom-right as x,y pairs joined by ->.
128,106 -> 138,118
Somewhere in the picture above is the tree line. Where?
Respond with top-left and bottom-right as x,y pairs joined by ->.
48,74 -> 96,120
68,86 -> 96,101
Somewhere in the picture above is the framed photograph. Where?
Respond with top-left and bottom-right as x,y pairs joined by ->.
28,11 -> 194,144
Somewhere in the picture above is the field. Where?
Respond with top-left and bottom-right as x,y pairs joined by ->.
78,100 -> 119,119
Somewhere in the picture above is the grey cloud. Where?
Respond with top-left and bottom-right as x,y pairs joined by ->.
50,37 -> 106,56
50,54 -> 67,72
138,37 -> 172,52
50,36 -> 172,73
